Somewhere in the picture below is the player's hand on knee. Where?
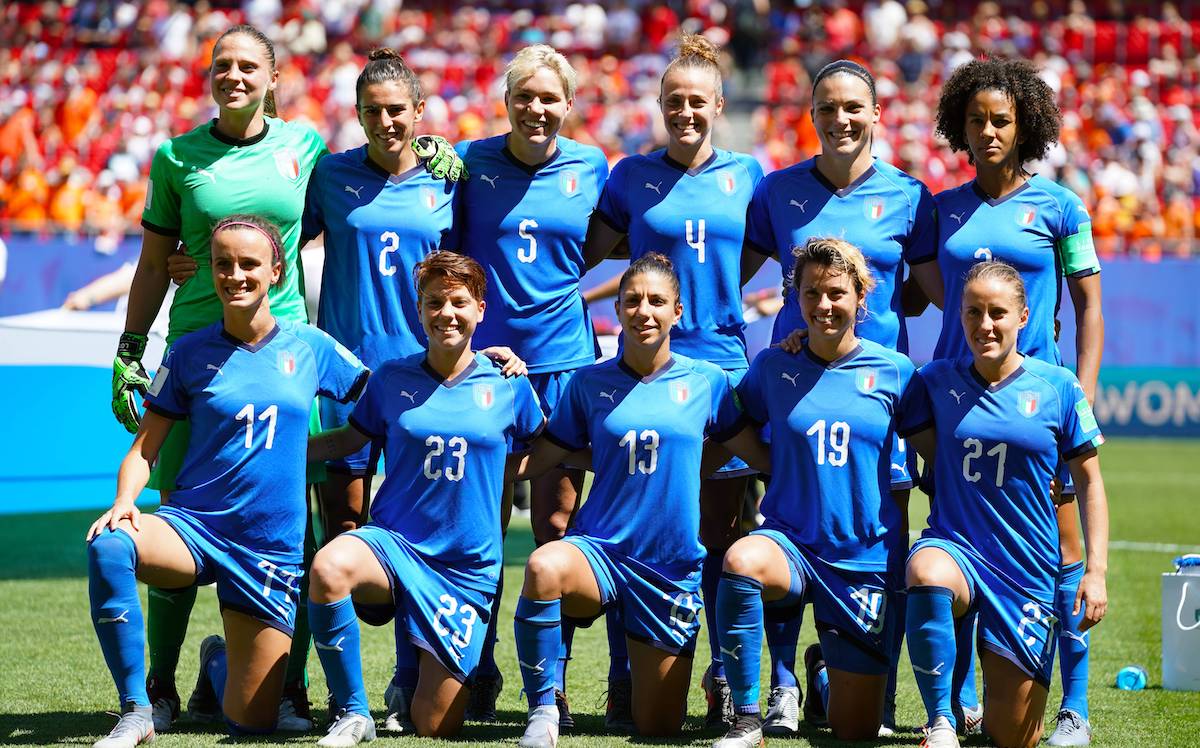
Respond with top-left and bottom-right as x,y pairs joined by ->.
1074,569 -> 1107,631
166,248 -> 198,285
112,332 -> 151,433
88,499 -> 141,540
481,346 -> 527,377
414,135 -> 468,182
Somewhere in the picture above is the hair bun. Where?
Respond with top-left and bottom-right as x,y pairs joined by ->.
675,34 -> 719,65
368,47 -> 402,62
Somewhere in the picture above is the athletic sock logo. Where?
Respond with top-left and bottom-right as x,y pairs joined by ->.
315,636 -> 347,653
719,644 -> 742,661
96,609 -> 130,624
519,657 -> 546,674
913,661 -> 944,676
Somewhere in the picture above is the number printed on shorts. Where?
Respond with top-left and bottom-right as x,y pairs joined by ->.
661,591 -> 701,642
433,594 -> 479,658
1016,601 -> 1057,649
618,429 -> 659,475
257,560 -> 300,616
235,403 -> 278,449
962,438 -> 1008,487
423,435 -> 468,481
851,585 -> 887,635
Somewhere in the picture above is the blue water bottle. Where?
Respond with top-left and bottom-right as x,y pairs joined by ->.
1116,665 -> 1148,690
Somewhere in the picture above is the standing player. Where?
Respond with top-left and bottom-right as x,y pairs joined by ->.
509,254 -> 768,747
87,216 -> 367,748
713,238 -> 918,747
451,43 -> 609,725
739,59 -> 942,735
581,35 -> 763,728
928,58 -> 1104,745
900,261 -> 1109,748
304,253 -> 545,745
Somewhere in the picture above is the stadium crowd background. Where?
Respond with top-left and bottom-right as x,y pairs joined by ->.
0,0 -> 1197,259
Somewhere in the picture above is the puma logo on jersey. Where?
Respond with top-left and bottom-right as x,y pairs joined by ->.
400,390 -> 417,403
480,174 -> 499,188
644,181 -> 662,194
781,372 -> 800,386
598,389 -> 616,402
720,644 -> 742,661
191,166 -> 217,184
913,661 -> 944,676
315,636 -> 347,652
344,185 -> 363,199
1061,630 -> 1089,648
949,212 -> 964,224
519,657 -> 546,674
949,388 -> 965,404
206,364 -> 223,375
891,463 -> 906,472
789,199 -> 807,212
96,610 -> 129,625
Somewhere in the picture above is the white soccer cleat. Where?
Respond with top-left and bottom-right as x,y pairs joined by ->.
318,710 -> 376,747
518,704 -> 559,748
762,685 -> 800,735
94,705 -> 155,748
958,702 -> 983,735
380,683 -> 415,734
1046,708 -> 1092,746
920,715 -> 961,748
713,712 -> 765,748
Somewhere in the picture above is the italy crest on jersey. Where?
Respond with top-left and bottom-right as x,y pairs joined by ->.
473,383 -> 495,410
559,170 -> 580,197
864,197 -> 885,221
670,380 -> 691,404
274,147 -> 301,181
278,350 -> 297,377
1016,206 -> 1037,227
856,367 -> 878,393
420,187 -> 437,211
1017,390 -> 1040,417
716,169 -> 736,195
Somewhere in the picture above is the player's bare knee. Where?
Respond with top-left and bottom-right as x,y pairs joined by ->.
308,547 -> 355,601
632,705 -> 683,737
721,541 -> 763,578
829,715 -> 880,742
523,545 -> 568,598
905,549 -> 955,588
413,709 -> 462,738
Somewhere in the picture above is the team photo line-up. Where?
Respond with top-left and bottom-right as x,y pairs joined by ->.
87,21 -> 1109,748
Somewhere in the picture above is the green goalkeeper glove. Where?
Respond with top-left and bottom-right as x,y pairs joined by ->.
413,135 -> 468,182
112,332 -> 151,434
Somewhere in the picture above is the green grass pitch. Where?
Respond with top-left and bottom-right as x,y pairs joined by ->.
1,438 -> 1198,746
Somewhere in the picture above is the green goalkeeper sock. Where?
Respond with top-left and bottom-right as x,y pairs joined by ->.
146,584 -> 198,685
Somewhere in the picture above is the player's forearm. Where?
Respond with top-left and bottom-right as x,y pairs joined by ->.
1074,305 -> 1104,405
513,438 -> 572,480
114,448 -> 153,507
1074,457 -> 1109,575
123,256 -> 172,335
308,426 -> 368,462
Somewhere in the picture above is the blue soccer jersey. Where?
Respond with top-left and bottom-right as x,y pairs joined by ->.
744,157 -> 937,352
303,145 -> 457,369
545,355 -> 742,580
933,175 -> 1100,365
594,149 -> 764,368
348,352 -> 545,592
737,340 -> 918,570
898,356 -> 1104,600
451,135 -> 608,374
144,320 -> 368,561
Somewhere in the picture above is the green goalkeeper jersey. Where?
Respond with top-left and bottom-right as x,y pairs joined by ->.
141,117 -> 328,342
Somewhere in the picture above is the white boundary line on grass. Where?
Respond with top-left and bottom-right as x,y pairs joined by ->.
1109,540 -> 1200,554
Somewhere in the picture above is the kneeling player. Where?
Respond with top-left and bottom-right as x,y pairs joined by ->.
87,216 -> 367,747
714,238 -> 917,746
509,254 -> 768,747
900,262 -> 1109,748
306,252 -> 544,745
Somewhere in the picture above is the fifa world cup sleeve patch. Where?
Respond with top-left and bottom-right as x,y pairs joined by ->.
1075,397 -> 1098,433
147,365 -> 169,397
145,178 -> 153,210
1058,223 -> 1100,276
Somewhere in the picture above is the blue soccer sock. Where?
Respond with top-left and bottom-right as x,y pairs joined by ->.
391,619 -> 419,691
605,607 -> 630,682
515,596 -> 560,708
1056,560 -> 1090,719
88,529 -> 149,707
702,549 -> 728,679
907,585 -> 957,726
764,603 -> 802,689
717,572 -> 764,714
476,573 -> 503,679
815,661 -> 830,712
952,609 -> 980,713
308,596 -> 368,716
205,645 -> 228,707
